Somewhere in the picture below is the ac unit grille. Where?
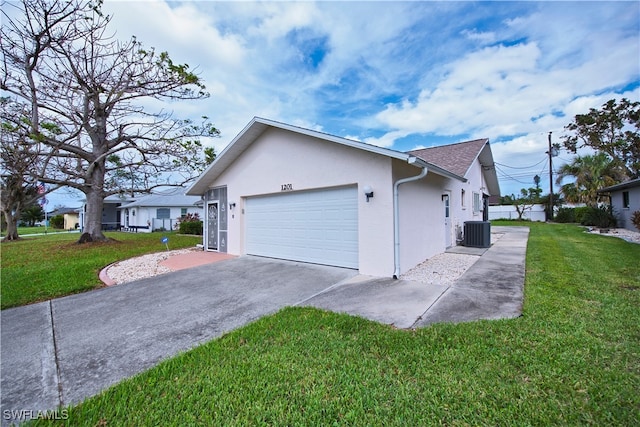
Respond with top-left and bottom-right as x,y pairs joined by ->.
463,221 -> 491,248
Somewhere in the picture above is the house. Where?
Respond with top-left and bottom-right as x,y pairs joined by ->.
186,117 -> 500,278
47,207 -> 81,230
117,188 -> 201,232
79,194 -> 135,231
598,178 -> 640,231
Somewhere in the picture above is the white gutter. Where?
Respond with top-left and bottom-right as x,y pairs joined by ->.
393,157 -> 428,279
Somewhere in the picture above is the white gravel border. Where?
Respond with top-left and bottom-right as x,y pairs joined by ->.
105,248 -> 199,285
586,227 -> 640,244
400,252 -> 480,286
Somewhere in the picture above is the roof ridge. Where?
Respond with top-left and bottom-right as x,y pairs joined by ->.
406,138 -> 488,154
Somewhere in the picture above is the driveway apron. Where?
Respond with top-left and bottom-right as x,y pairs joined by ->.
1,257 -> 357,424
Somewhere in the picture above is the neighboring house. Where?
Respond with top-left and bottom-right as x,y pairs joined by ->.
186,117 -> 500,278
79,194 -> 135,231
47,207 -> 81,230
598,178 -> 640,231
117,188 -> 201,232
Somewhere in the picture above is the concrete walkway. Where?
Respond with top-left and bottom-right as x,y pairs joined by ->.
415,226 -> 529,326
1,226 -> 528,425
303,226 -> 529,328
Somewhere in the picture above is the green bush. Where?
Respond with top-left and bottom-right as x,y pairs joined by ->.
580,206 -> 617,228
178,213 -> 203,235
574,206 -> 591,224
49,214 -> 64,229
555,207 -> 575,223
179,221 -> 202,235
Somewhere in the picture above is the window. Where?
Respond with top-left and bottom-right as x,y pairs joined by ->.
623,191 -> 630,209
473,192 -> 481,213
461,189 -> 466,207
156,208 -> 170,219
181,208 -> 188,217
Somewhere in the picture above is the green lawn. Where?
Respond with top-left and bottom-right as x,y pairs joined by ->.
0,231 -> 202,309
0,226 -> 75,237
27,222 -> 640,426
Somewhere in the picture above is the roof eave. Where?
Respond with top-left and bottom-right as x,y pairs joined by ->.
597,178 -> 640,193
186,117 -> 468,195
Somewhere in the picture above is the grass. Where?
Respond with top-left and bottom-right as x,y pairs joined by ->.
0,226 -> 76,237
27,222 -> 639,426
0,231 -> 201,309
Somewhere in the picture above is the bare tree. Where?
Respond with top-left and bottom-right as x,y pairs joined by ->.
1,0 -> 219,242
0,97 -> 56,240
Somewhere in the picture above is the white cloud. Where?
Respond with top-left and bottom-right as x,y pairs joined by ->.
461,28 -> 496,44
77,0 -> 638,202
375,42 -> 545,137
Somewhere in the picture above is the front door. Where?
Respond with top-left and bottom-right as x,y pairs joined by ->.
443,194 -> 452,248
207,202 -> 219,250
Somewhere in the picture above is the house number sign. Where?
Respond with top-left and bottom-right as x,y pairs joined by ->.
281,183 -> 293,191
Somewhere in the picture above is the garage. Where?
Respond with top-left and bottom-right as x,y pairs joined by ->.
245,186 -> 359,269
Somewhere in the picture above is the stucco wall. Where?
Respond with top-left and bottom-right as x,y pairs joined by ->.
209,127 -> 397,277
446,161 -> 494,245
612,187 -> 640,231
394,164 -> 450,274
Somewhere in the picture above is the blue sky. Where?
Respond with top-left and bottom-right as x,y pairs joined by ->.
49,0 -> 640,208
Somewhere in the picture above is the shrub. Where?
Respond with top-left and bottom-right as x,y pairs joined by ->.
49,214 -> 64,229
178,213 -> 203,235
179,221 -> 202,235
574,206 -> 591,224
580,206 -> 617,228
555,207 -> 575,223
631,211 -> 640,231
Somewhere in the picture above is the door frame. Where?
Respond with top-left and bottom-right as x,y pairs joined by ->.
442,192 -> 452,248
206,201 -> 219,251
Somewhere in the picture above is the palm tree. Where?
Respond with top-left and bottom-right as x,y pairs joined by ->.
21,204 -> 45,227
555,153 -> 627,206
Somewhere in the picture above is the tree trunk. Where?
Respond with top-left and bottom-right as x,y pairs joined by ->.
80,188 -> 108,242
2,209 -> 20,241
79,157 -> 109,243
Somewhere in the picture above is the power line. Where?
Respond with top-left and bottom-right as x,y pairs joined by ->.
496,166 -> 548,179
495,164 -> 538,185
495,157 -> 547,170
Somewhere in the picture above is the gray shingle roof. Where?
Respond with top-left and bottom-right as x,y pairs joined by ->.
408,139 -> 489,178
118,188 -> 200,208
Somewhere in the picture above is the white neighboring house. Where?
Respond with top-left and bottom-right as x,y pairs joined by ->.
598,178 -> 640,231
186,117 -> 500,278
79,194 -> 135,232
117,188 -> 201,232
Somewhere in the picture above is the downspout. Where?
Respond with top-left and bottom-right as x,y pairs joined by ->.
393,158 -> 428,279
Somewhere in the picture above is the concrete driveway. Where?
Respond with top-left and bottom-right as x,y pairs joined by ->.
1,257 -> 358,425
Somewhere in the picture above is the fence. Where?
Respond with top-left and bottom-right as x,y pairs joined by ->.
152,218 -> 179,231
488,204 -> 546,222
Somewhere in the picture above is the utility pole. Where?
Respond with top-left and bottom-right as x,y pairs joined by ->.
548,132 -> 553,219
546,132 -> 558,220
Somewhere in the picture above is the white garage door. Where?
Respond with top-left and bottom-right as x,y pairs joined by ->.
246,186 -> 358,269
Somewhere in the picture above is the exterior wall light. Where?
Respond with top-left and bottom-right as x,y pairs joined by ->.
229,202 -> 236,210
363,185 -> 374,202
